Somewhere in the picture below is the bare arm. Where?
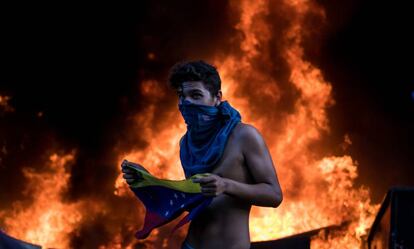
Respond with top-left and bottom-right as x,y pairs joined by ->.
193,125 -> 283,208
226,125 -> 282,207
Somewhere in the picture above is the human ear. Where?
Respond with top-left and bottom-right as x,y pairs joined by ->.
215,90 -> 222,106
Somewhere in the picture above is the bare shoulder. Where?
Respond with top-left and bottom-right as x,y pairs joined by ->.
233,123 -> 265,148
233,122 -> 262,138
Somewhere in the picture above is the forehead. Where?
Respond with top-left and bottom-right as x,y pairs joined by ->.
177,81 -> 208,92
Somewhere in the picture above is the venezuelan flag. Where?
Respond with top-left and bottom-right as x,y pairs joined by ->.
126,164 -> 213,239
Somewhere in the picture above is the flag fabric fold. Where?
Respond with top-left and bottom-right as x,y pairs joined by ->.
126,164 -> 213,239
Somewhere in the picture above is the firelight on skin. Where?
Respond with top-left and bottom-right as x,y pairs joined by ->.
123,61 -> 282,249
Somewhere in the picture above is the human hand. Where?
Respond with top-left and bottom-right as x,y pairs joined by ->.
121,159 -> 145,185
192,174 -> 228,197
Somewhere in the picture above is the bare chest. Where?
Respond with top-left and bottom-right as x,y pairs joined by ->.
210,124 -> 253,184
186,124 -> 253,247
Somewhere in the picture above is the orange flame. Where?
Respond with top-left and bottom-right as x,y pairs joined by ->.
0,95 -> 15,113
0,1 -> 380,248
116,0 -> 379,248
0,153 -> 83,248
220,0 -> 379,246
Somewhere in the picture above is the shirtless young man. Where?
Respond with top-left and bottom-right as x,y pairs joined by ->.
122,60 -> 283,249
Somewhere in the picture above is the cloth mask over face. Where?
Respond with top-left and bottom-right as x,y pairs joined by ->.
178,99 -> 242,178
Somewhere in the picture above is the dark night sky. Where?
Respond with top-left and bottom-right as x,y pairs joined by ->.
0,0 -> 413,210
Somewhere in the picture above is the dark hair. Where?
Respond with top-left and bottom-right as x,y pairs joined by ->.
168,60 -> 221,97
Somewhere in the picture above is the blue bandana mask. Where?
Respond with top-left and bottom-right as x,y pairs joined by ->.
179,100 -> 222,144
178,99 -> 242,178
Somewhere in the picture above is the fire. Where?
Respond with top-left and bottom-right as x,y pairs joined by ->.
217,0 -> 379,247
115,79 -> 187,198
0,95 -> 15,113
0,152 -> 84,248
116,0 -> 379,248
0,0 -> 379,248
